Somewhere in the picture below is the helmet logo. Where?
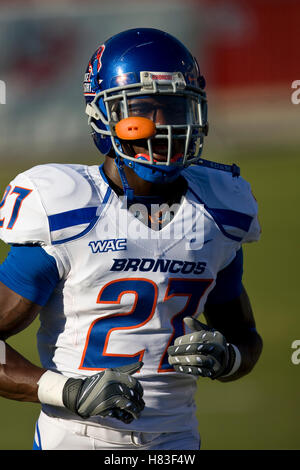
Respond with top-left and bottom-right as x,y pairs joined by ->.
84,45 -> 105,96
96,45 -> 105,72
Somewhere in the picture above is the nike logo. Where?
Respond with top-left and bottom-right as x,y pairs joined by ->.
79,374 -> 102,403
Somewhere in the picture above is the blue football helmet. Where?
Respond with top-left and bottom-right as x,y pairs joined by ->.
84,28 -> 208,185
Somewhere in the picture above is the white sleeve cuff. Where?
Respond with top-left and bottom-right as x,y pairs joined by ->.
37,370 -> 68,407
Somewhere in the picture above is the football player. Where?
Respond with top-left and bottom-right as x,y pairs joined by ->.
0,28 -> 262,450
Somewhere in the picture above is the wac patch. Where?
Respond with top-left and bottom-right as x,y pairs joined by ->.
89,238 -> 127,253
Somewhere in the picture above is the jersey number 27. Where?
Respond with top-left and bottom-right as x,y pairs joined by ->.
80,277 -> 213,373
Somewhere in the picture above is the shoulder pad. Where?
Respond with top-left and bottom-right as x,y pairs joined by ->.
0,164 -> 108,246
183,165 -> 261,243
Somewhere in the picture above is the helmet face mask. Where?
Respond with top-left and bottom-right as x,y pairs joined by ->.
84,28 -> 208,182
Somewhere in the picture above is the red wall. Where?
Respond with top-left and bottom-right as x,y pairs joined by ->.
197,0 -> 300,88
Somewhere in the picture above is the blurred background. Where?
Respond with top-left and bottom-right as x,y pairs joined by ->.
0,0 -> 299,450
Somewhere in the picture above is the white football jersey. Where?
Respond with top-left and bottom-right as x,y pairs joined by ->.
0,163 -> 260,433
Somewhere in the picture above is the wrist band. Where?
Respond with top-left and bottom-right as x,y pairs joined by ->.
222,344 -> 242,377
37,370 -> 68,407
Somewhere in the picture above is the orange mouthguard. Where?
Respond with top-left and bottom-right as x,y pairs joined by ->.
115,117 -> 156,140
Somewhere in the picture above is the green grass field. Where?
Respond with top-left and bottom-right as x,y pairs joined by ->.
0,145 -> 299,449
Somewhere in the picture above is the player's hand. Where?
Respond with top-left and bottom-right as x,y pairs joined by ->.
167,317 -> 240,379
62,361 -> 145,423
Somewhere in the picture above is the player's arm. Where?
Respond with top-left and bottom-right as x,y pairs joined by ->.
0,282 -> 46,401
0,242 -> 61,401
0,279 -> 144,422
168,248 -> 263,381
203,285 -> 263,382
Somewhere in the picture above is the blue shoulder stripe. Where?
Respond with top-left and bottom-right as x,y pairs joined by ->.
207,207 -> 252,232
188,187 -> 252,242
48,206 -> 98,232
51,187 -> 111,245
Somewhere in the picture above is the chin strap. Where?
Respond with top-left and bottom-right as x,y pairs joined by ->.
196,158 -> 240,177
114,157 -> 134,203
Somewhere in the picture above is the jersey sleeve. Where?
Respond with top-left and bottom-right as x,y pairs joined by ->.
205,248 -> 243,305
0,170 -> 68,303
0,165 -> 82,284
0,171 -> 51,245
0,245 -> 60,306
0,163 -> 102,247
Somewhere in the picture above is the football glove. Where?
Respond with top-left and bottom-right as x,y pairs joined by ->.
62,361 -> 145,423
167,317 -> 241,379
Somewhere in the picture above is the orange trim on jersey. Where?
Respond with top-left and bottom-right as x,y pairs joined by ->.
79,278 -> 158,371
7,186 -> 33,230
157,278 -> 213,373
0,184 -> 12,228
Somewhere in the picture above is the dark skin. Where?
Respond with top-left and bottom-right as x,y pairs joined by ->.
0,156 -> 262,403
0,284 -> 46,401
204,286 -> 263,382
